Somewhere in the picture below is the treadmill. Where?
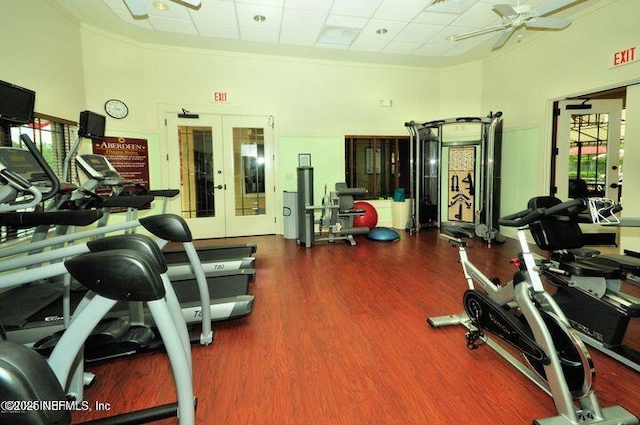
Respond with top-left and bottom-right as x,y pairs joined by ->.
0,138 -> 255,351
74,153 -> 257,273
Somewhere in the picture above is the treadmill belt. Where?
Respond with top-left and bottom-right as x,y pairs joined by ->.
0,283 -> 62,329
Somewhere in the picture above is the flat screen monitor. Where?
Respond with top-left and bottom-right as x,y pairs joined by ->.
78,110 -> 106,139
0,80 -> 36,124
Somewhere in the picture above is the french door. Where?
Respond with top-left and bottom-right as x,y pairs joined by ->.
554,99 -> 623,201
165,113 -> 275,238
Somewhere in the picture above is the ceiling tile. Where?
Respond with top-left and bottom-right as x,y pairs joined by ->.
236,3 -> 282,30
194,21 -> 240,39
279,31 -> 318,46
330,0 -> 384,18
383,41 -> 422,54
450,2 -> 501,28
374,0 -> 430,21
282,9 -> 327,33
350,37 -> 389,52
189,0 -> 237,25
236,0 -> 284,7
395,22 -> 443,43
239,26 -> 280,42
412,43 -> 453,56
359,19 -> 408,40
148,16 -> 198,34
413,10 -> 459,25
284,0 -> 333,13
325,15 -> 369,30
314,42 -> 350,50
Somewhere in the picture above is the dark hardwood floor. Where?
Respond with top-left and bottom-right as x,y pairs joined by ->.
72,230 -> 640,424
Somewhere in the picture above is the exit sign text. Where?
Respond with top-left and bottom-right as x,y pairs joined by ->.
612,46 -> 637,67
213,92 -> 229,103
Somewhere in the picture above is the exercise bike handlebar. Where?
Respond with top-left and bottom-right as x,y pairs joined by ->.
499,198 -> 586,228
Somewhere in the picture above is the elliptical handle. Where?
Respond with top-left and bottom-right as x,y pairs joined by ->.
19,134 -> 61,201
498,208 -> 543,227
543,198 -> 586,217
499,198 -> 588,228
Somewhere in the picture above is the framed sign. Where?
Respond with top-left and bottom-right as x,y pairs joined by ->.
298,153 -> 311,167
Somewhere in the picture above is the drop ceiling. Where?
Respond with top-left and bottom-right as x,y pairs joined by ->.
49,0 -> 596,67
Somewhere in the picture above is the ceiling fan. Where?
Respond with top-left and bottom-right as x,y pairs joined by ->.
447,0 -> 583,50
123,0 -> 202,18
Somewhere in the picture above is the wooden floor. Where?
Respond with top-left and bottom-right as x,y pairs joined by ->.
72,230 -> 640,424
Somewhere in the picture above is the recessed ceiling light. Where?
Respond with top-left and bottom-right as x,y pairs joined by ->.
152,1 -> 169,11
376,28 -> 388,35
254,15 -> 266,23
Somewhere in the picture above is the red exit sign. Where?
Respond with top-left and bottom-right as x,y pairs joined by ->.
612,46 -> 637,67
213,92 -> 229,103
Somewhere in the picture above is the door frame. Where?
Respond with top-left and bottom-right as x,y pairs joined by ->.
553,99 -> 623,201
159,106 -> 277,239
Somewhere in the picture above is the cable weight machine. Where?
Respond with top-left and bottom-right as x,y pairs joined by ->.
405,112 -> 504,244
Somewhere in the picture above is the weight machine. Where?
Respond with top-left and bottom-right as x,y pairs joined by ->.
405,112 -> 504,244
296,166 -> 369,247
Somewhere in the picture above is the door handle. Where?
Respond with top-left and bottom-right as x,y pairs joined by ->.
215,184 -> 226,190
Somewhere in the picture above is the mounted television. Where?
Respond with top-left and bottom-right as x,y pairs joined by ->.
78,110 -> 106,139
0,80 -> 36,124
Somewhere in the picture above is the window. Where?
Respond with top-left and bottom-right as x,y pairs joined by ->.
1,114 -> 77,242
7,114 -> 78,184
344,136 -> 410,199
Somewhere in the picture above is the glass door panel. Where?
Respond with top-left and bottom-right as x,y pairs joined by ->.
178,126 -> 215,218
222,115 -> 275,236
166,115 -> 225,239
556,99 -> 623,201
233,127 -> 266,216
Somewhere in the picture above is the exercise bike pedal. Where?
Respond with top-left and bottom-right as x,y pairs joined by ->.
465,329 -> 486,350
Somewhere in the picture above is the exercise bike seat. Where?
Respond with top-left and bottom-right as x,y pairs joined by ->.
0,340 -> 70,425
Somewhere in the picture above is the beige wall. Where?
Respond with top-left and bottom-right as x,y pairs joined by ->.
77,26 -> 441,222
1,1 -> 85,120
79,26 -> 440,137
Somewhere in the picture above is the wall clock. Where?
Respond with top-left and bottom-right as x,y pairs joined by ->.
104,99 -> 129,119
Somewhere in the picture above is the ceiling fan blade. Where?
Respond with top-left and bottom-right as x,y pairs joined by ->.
448,24 -> 509,42
173,0 -> 202,7
533,0 -> 581,17
492,4 -> 518,18
525,17 -> 571,29
123,0 -> 147,17
492,27 -> 515,50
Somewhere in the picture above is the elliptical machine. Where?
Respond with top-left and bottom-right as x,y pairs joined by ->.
428,199 -> 638,425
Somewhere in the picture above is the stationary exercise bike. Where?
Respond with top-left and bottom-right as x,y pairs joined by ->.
427,200 -> 638,425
